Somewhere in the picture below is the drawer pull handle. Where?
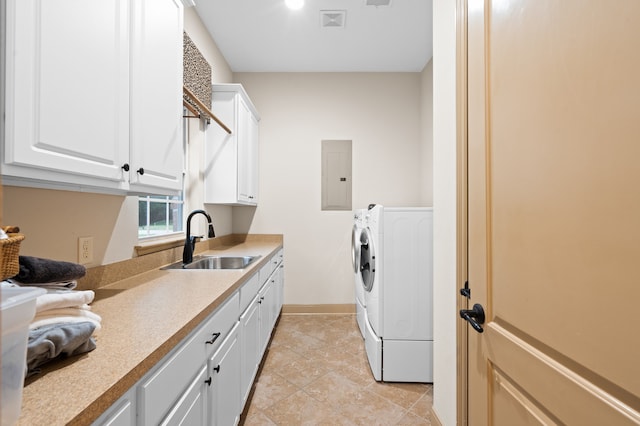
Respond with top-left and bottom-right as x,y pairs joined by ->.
213,365 -> 221,373
206,332 -> 221,345
205,377 -> 212,386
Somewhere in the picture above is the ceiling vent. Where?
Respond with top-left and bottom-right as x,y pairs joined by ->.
365,0 -> 392,6
320,10 -> 346,28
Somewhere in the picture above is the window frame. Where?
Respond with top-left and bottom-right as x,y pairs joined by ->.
137,194 -> 184,240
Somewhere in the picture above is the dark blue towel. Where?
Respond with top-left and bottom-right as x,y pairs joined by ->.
14,256 -> 86,284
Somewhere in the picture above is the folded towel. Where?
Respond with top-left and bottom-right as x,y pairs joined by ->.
9,279 -> 78,290
35,290 -> 95,314
13,256 -> 86,284
26,321 -> 97,377
30,307 -> 102,333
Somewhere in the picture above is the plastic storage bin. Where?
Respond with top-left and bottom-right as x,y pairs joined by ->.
1,287 -> 45,426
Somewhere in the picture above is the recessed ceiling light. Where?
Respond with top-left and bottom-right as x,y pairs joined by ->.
285,0 -> 304,10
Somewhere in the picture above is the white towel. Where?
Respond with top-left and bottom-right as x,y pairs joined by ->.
35,290 -> 95,314
30,307 -> 102,333
8,279 -> 78,290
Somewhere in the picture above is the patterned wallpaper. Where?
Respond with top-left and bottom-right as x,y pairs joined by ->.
183,31 -> 212,117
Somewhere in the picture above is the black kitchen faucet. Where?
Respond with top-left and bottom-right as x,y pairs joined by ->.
182,209 -> 215,264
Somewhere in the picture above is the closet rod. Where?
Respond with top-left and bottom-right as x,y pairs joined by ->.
182,100 -> 200,119
183,86 -> 232,134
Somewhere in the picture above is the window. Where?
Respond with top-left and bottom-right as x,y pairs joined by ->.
138,195 -> 184,239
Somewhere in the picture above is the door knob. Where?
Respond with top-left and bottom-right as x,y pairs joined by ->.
460,303 -> 485,333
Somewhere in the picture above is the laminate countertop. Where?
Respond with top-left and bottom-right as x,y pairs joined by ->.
17,236 -> 283,426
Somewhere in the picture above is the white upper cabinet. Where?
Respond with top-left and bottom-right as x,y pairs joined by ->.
2,0 -> 183,195
204,84 -> 260,206
129,0 -> 184,193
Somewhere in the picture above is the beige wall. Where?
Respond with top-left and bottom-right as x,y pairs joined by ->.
432,0 -> 459,424
2,8 -> 235,266
421,59 -> 434,206
232,72 -> 431,305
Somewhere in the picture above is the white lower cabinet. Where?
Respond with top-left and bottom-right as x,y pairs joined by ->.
160,367 -> 208,426
93,249 -> 284,426
239,295 -> 260,408
208,323 -> 240,426
258,280 -> 276,356
93,388 -> 136,426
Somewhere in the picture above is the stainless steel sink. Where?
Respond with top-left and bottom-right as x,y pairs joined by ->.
161,255 -> 260,270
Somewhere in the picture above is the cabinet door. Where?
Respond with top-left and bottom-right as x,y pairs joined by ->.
204,91 -> 238,204
205,85 -> 259,205
92,388 -> 135,426
4,0 -> 129,187
239,297 -> 260,408
273,264 -> 284,325
160,367 -> 208,426
129,0 -> 184,193
237,96 -> 252,203
237,96 -> 259,204
248,111 -> 260,203
208,323 -> 240,426
258,280 -> 275,357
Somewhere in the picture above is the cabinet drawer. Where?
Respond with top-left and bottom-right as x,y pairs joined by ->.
201,292 -> 239,358
239,273 -> 260,313
259,258 -> 277,286
139,292 -> 239,425
139,327 -> 204,425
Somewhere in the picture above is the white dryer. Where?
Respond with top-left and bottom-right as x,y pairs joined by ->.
358,204 -> 433,382
351,208 -> 367,338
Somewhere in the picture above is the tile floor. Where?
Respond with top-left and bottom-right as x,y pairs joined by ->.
242,314 -> 433,425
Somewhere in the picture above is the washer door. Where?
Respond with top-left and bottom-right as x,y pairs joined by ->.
359,227 -> 375,292
351,225 -> 361,273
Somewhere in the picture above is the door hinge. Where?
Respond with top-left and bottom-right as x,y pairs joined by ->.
460,281 -> 471,299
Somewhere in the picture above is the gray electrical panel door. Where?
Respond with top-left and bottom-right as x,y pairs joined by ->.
321,140 -> 352,211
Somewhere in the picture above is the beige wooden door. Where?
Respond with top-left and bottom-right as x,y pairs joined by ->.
465,0 -> 640,424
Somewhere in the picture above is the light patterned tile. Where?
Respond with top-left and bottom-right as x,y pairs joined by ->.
304,372 -> 406,425
262,345 -> 307,371
264,389 -> 356,426
242,408 -> 277,426
367,381 -> 430,410
408,390 -> 433,420
395,411 -> 432,425
275,354 -> 330,388
303,371 -> 364,403
246,314 -> 434,426
250,371 -> 299,411
274,328 -> 326,355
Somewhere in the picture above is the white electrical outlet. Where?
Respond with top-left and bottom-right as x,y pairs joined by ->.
78,237 -> 94,264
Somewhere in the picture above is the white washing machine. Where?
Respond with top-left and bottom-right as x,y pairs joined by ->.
351,208 -> 367,338
358,204 -> 433,382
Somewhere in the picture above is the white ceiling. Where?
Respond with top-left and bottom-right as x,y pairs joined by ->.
193,0 -> 433,72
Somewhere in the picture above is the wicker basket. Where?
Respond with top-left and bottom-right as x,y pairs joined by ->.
0,233 -> 24,280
